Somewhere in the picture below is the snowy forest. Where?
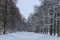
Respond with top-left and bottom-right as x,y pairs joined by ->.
0,0 -> 60,39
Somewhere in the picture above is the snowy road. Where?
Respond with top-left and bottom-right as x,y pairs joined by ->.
0,32 -> 60,40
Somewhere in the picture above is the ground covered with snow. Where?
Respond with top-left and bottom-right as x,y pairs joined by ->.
0,32 -> 60,40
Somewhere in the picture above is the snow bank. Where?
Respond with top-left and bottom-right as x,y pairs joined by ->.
0,32 -> 60,40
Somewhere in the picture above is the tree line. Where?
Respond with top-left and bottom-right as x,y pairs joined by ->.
27,0 -> 60,36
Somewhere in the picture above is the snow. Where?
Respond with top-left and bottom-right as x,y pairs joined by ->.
0,32 -> 60,40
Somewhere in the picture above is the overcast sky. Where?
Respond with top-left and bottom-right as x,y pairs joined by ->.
17,0 -> 40,19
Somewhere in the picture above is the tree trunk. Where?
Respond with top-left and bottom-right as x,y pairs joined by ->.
54,20 -> 56,36
50,25 -> 52,35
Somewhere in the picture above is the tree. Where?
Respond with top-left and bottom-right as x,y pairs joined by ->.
0,0 -> 24,34
28,0 -> 60,36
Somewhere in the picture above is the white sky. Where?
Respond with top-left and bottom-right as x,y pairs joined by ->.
17,0 -> 40,19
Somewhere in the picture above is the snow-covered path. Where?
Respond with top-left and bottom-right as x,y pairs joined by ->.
0,32 -> 60,40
